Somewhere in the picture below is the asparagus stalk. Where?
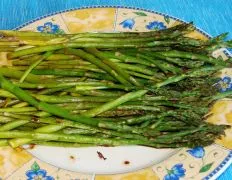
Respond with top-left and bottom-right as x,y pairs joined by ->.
156,50 -> 227,66
0,67 -> 44,83
19,51 -> 53,83
82,90 -> 147,117
153,66 -> 223,88
0,120 -> 29,131
64,48 -> 132,85
85,48 -> 141,86
8,124 -> 67,148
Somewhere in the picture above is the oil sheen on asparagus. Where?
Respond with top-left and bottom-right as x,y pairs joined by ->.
0,22 -> 231,148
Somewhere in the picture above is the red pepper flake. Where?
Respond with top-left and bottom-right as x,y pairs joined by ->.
69,155 -> 75,161
124,160 -> 130,165
29,144 -> 36,149
97,151 -> 107,160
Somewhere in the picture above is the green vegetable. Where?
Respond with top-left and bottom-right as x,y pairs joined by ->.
0,23 -> 231,148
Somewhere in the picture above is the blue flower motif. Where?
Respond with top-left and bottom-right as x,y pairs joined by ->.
146,21 -> 167,30
164,164 -> 186,180
37,22 -> 60,34
119,19 -> 135,29
187,146 -> 205,158
26,169 -> 54,180
217,76 -> 232,92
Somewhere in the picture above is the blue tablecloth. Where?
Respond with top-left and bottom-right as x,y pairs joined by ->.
0,0 -> 231,179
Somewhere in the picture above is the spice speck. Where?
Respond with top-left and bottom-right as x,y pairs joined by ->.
97,151 -> 107,160
124,160 -> 130,165
29,144 -> 36,149
69,155 -> 75,161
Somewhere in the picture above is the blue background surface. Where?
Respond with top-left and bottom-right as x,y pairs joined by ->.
0,0 -> 231,179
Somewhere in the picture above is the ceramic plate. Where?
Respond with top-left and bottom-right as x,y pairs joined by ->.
11,6 -> 232,179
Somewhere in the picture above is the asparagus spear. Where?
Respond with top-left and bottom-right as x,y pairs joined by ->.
82,90 -> 147,117
85,48 -> 141,86
19,51 -> 53,83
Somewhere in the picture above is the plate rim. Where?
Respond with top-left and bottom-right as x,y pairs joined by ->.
13,5 -> 232,178
14,5 -> 212,37
204,149 -> 232,180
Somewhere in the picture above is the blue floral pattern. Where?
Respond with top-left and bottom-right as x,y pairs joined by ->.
186,146 -> 214,173
216,77 -> 232,92
146,21 -> 167,30
164,164 -> 186,180
119,19 -> 135,29
37,22 -> 61,34
187,146 -> 205,158
26,162 -> 54,180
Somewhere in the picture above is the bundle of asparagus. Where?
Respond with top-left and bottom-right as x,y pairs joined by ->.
0,22 -> 231,149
